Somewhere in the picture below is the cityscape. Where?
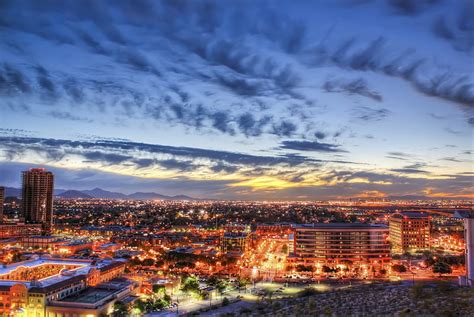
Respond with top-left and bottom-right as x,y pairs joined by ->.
1,0 -> 473,316
0,169 -> 472,316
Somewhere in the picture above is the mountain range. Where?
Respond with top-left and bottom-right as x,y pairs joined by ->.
3,187 -> 198,200
2,187 -> 471,201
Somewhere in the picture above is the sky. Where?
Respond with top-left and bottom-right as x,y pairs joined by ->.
0,0 -> 473,200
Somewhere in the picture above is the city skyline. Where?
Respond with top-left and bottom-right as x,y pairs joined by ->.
0,0 -> 473,200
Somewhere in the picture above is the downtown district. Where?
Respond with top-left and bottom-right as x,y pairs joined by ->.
0,168 -> 473,316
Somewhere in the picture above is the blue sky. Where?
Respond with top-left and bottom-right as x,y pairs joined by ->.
0,0 -> 472,200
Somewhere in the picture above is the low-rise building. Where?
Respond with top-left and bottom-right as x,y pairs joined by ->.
0,257 -> 129,316
0,223 -> 43,239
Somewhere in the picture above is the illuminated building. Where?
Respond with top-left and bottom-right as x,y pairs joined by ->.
0,223 -> 43,239
56,240 -> 93,255
0,186 -> 4,223
223,224 -> 251,233
46,278 -> 136,317
459,213 -> 474,287
0,257 -> 129,316
389,212 -> 431,254
291,223 -> 390,266
78,225 -> 132,237
22,169 -> 54,235
94,242 -> 121,255
256,223 -> 292,237
20,236 -> 64,249
220,233 -> 250,256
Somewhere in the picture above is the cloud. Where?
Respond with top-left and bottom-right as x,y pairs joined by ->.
280,140 -> 346,153
271,120 -> 297,137
314,131 -> 327,139
385,151 -> 414,160
0,64 -> 31,95
311,36 -> 474,108
390,168 -> 428,174
441,157 -> 465,163
352,106 -> 390,121
48,111 -> 91,122
35,66 -> 58,100
237,113 -> 272,137
323,77 -> 383,101
387,0 -> 440,15
0,135 -> 319,168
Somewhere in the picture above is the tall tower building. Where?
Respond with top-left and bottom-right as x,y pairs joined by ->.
464,216 -> 474,287
0,186 -> 4,223
22,168 -> 54,234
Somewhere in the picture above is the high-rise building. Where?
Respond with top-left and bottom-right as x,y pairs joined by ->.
464,216 -> 474,287
291,223 -> 390,266
0,186 -> 4,223
22,168 -> 54,234
389,212 -> 431,254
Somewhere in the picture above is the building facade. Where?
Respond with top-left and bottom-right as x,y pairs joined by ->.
22,168 -> 54,234
0,186 -> 4,223
0,257 -> 129,317
220,233 -> 250,255
0,223 -> 43,239
291,223 -> 390,266
389,212 -> 431,254
463,216 -> 474,287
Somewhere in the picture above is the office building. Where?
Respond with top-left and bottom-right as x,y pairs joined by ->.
22,168 -> 54,234
291,223 -> 390,266
459,213 -> 474,287
466,217 -> 474,286
0,186 -> 4,223
220,232 -> 250,255
389,212 -> 431,254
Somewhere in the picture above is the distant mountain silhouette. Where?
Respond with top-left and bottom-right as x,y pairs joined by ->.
386,195 -> 472,201
57,190 -> 93,199
4,187 -> 21,197
3,186 -> 199,200
81,188 -> 128,199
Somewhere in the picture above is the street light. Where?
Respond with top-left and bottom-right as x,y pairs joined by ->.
252,266 -> 258,291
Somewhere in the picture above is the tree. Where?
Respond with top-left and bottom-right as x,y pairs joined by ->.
216,281 -> 226,298
433,262 -> 452,275
142,258 -> 155,267
152,284 -> 165,295
180,276 -> 201,298
112,301 -> 130,317
134,299 -> 147,313
206,276 -> 221,287
237,278 -> 250,292
296,264 -> 313,272
392,264 -> 407,273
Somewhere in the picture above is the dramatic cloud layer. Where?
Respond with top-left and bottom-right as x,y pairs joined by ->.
0,0 -> 472,199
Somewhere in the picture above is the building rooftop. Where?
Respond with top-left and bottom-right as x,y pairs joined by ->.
392,212 -> 430,219
59,287 -> 116,303
293,223 -> 388,229
0,257 -> 126,290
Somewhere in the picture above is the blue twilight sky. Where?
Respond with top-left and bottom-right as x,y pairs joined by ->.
0,0 -> 473,200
